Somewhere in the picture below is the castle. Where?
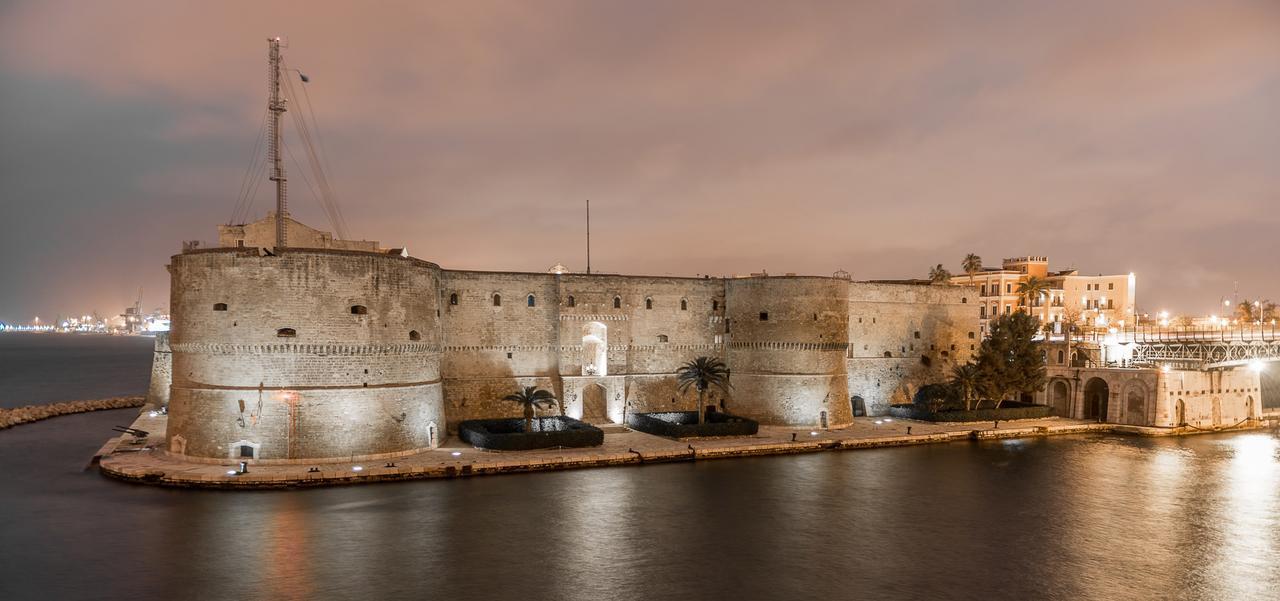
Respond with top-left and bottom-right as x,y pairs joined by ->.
158,215 -> 980,462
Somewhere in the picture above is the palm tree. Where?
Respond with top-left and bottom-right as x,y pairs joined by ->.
961,254 -> 982,285
928,264 -> 952,284
676,356 -> 732,425
502,386 -> 559,433
1015,276 -> 1051,323
949,362 -> 980,411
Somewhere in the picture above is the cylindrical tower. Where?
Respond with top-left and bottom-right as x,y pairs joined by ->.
165,247 -> 444,462
725,277 -> 851,427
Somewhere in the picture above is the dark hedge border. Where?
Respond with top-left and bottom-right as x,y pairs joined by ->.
627,411 -> 759,439
458,416 -> 604,451
887,402 -> 1054,422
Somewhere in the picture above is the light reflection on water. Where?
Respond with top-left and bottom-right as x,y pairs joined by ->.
3,413 -> 1280,600
2,336 -> 1279,600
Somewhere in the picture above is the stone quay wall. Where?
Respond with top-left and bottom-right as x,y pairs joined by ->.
1,396 -> 145,429
159,246 -> 981,460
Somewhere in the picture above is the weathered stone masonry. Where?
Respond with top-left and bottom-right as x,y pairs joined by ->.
162,246 -> 979,461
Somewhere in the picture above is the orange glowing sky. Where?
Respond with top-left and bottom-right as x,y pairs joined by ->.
1,0 -> 1277,322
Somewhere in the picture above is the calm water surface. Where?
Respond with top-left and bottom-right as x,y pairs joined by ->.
0,333 -> 1277,601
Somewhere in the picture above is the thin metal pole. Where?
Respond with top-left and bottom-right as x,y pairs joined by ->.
585,199 -> 591,274
268,37 -> 289,248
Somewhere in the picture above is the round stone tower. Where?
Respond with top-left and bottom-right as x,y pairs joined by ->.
725,277 -> 851,428
165,247 -> 445,462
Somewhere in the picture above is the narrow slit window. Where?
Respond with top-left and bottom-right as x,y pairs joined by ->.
645,298 -> 653,310
680,299 -> 687,311
449,293 -> 458,305
567,295 -> 575,307
527,295 -> 536,307
493,294 -> 501,307
613,296 -> 621,309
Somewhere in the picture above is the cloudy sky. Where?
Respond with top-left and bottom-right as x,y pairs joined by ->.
2,0 -> 1277,322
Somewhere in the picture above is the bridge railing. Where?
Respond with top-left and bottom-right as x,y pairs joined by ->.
1129,323 -> 1278,344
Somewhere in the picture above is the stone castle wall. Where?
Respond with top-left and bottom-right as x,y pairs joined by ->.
165,248 -> 445,461
846,283 -> 980,414
147,332 -> 172,407
161,247 -> 981,459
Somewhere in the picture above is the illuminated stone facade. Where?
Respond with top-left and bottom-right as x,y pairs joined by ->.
160,228 -> 980,462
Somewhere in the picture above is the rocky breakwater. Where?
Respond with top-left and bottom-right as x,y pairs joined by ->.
1,396 -> 146,429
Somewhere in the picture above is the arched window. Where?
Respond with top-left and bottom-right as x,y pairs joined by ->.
645,298 -> 653,310
527,294 -> 536,307
276,328 -> 296,338
213,303 -> 228,311
961,297 -> 968,304
613,296 -> 621,309
350,305 -> 368,315
713,300 -> 719,311
449,293 -> 458,305
567,295 -> 575,307
680,299 -> 687,311
1057,350 -> 1065,364
657,334 -> 669,343
409,330 -> 421,341
493,294 -> 502,307
883,351 -> 892,358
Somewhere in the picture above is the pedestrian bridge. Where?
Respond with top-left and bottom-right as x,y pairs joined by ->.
1112,325 -> 1280,370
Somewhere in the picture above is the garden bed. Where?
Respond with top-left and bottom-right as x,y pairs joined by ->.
887,401 -> 1054,422
458,416 -> 604,451
626,410 -> 759,439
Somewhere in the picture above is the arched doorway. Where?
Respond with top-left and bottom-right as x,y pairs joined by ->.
582,383 -> 608,423
1083,378 -> 1109,422
1050,380 -> 1070,417
1123,382 -> 1148,426
1175,399 -> 1186,426
1247,396 -> 1256,420
582,322 -> 607,376
1211,397 -> 1222,427
850,395 -> 866,417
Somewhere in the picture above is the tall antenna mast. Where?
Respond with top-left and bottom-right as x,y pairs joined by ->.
585,199 -> 591,274
268,37 -> 289,248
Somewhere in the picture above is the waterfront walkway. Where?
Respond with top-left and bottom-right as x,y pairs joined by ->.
96,407 -> 1274,489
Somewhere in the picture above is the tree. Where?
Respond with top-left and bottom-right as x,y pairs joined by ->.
1236,299 -> 1276,324
973,312 -> 1046,409
1235,299 -> 1257,323
949,362 -> 981,411
1015,276 -> 1051,321
913,383 -> 955,414
961,254 -> 983,285
928,264 -> 952,284
676,356 -> 732,424
502,386 -> 559,433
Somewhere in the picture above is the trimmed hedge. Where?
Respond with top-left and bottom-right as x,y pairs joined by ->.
458,416 -> 604,451
887,401 -> 1054,422
627,410 -> 759,439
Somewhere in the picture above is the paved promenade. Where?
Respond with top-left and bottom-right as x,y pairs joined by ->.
96,406 -> 1275,489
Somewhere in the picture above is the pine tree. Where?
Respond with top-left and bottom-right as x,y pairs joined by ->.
974,312 -> 1046,409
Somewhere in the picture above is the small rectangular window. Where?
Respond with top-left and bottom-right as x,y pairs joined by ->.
759,312 -> 769,321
